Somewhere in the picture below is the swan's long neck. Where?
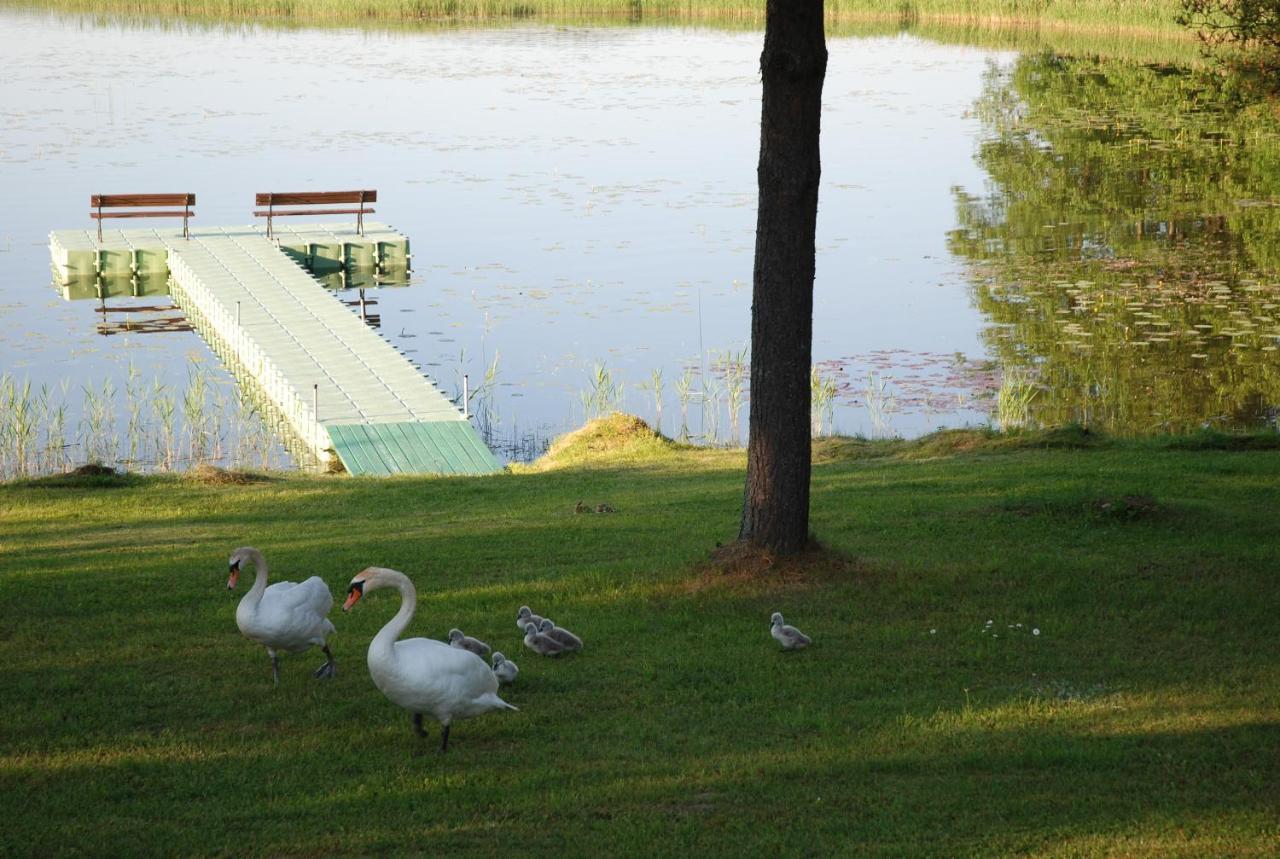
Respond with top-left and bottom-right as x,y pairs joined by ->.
369,570 -> 417,663
239,548 -> 270,616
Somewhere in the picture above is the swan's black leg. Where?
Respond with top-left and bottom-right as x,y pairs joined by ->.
313,645 -> 336,679
413,713 -> 428,738
440,724 -> 451,753
269,651 -> 280,687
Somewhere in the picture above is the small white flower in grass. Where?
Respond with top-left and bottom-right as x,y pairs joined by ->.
992,634 -> 998,638
930,629 -> 937,634
1032,628 -> 1040,636
985,619 -> 993,625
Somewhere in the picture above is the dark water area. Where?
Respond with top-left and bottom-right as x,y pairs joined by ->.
0,12 -> 1277,477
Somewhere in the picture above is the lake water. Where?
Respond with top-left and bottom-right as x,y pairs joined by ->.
1,11 -> 1277,474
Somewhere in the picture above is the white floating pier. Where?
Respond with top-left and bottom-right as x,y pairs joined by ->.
50,223 -> 500,476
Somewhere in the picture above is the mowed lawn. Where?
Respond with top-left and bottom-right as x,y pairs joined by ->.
2,422 -> 1277,856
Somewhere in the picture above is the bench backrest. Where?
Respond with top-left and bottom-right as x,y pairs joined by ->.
255,191 -> 376,207
90,194 -> 196,241
254,190 -> 377,237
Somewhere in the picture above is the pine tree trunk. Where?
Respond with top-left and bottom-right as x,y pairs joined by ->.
738,0 -> 827,554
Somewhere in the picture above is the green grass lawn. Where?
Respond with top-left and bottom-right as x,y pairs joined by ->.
2,420 -> 1277,856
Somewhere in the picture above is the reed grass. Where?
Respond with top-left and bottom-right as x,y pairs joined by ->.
230,384 -> 258,470
79,379 -> 117,467
806,366 -> 838,437
473,351 -> 502,438
675,365 -> 696,442
152,378 -> 178,471
0,0 -> 1187,36
452,347 -> 503,440
182,360 -> 211,466
996,366 -> 1040,430
719,348 -> 748,445
0,376 -> 41,478
702,372 -> 723,444
0,0 -> 1208,75
862,371 -> 897,438
0,357 -> 283,482
0,0 -> 1206,73
42,382 -> 69,475
640,368 -> 664,436
618,349 -> 751,450
125,363 -> 146,468
581,362 -> 624,422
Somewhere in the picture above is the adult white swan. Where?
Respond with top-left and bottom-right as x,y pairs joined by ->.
343,567 -> 516,752
227,546 -> 337,686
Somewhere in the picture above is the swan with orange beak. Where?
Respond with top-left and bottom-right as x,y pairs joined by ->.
343,567 -> 516,752
227,547 -> 337,686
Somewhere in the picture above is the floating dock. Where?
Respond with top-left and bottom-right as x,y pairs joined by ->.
49,223 -> 500,477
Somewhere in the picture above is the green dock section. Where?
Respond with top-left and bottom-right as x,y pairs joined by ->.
49,223 -> 500,477
327,422 -> 498,477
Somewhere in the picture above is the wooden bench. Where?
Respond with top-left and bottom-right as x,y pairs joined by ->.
253,190 -> 377,239
90,194 -> 195,242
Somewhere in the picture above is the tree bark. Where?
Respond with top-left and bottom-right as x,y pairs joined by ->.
738,0 -> 827,554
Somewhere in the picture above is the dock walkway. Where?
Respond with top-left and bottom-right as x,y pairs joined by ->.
49,223 -> 499,476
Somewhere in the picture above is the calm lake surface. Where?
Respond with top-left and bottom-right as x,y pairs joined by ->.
1,11 -> 1277,473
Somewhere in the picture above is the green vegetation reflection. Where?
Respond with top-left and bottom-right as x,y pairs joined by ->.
951,51 -> 1280,435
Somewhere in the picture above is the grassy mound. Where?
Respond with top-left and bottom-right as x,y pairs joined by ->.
516,412 -> 681,471
20,464 -> 140,489
184,464 -> 274,485
814,424 -> 1280,463
813,424 -> 1104,463
1158,428 -> 1280,451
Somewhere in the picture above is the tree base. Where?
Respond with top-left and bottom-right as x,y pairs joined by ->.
693,537 -> 859,590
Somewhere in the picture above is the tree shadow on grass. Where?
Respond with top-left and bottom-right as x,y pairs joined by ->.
5,704 -> 1275,856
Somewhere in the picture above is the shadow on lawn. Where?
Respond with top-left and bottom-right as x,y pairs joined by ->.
6,703 -> 1275,854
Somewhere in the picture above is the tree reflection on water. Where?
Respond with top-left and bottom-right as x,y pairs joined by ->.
951,51 -> 1280,434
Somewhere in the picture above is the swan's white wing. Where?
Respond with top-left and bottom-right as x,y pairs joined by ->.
379,637 -> 504,717
265,577 -> 332,613
257,577 -> 335,650
394,638 -> 494,686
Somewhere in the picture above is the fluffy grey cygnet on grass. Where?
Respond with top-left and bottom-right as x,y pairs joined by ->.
770,612 -> 812,650
538,618 -> 583,651
448,628 -> 491,657
523,621 -> 565,656
491,651 -> 519,684
515,605 -> 544,633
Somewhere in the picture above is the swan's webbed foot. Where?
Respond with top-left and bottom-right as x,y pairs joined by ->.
313,645 -> 337,679
413,713 -> 428,738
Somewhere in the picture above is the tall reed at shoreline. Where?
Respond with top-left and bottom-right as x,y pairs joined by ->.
0,358 -> 285,482
0,0 -> 1186,35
